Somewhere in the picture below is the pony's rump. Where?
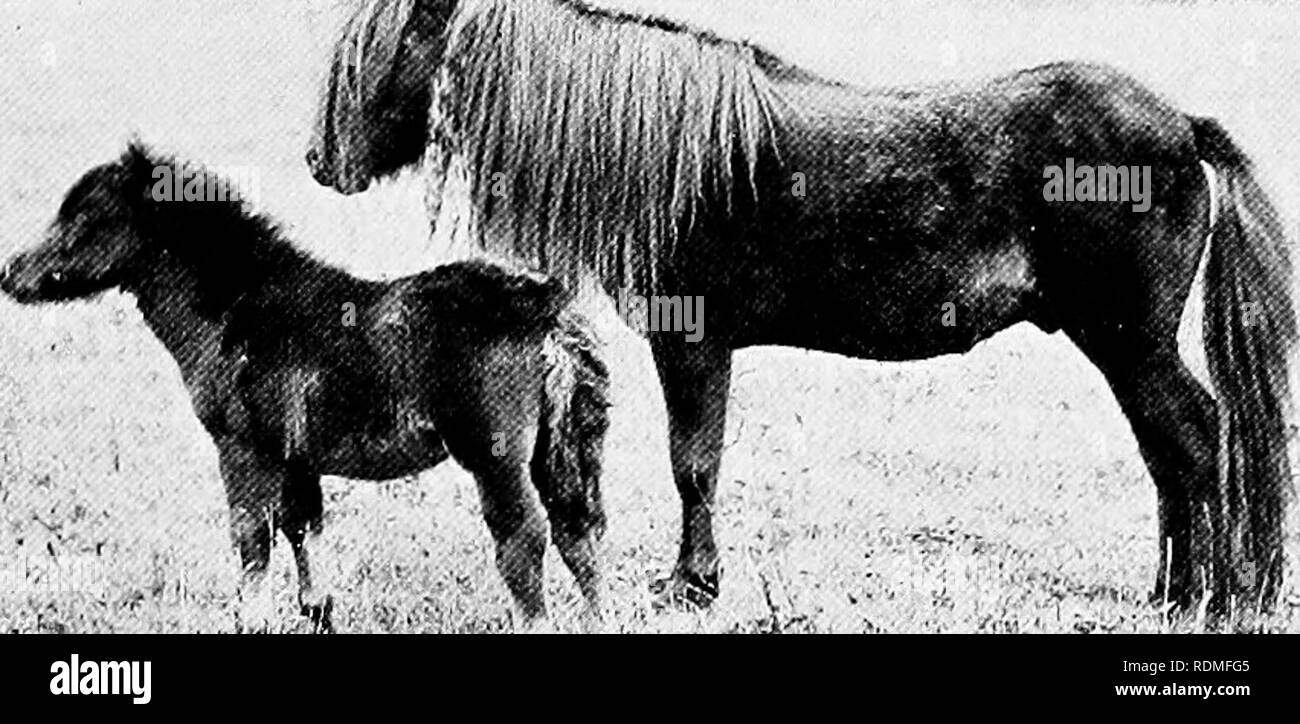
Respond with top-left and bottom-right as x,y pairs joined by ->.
404,260 -> 570,338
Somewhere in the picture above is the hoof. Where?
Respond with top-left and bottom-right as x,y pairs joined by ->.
650,569 -> 719,610
517,616 -> 557,635
300,595 -> 335,634
1149,583 -> 1213,617
235,615 -> 274,635
236,575 -> 276,633
577,605 -> 605,634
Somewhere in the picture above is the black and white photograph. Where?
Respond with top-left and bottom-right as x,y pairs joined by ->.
2,0 -> 1298,672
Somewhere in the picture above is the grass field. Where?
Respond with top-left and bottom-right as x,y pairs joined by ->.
2,0 -> 1299,633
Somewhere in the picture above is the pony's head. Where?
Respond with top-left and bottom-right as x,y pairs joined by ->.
1,143 -> 158,303
307,0 -> 456,194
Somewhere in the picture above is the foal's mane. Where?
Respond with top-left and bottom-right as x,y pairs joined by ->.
125,144 -> 339,318
431,0 -> 801,292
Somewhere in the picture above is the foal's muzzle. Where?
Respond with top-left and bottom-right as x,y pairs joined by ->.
0,259 -> 14,296
0,256 -> 41,302
0,255 -> 90,303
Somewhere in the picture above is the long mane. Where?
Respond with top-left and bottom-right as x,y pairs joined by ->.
436,0 -> 796,293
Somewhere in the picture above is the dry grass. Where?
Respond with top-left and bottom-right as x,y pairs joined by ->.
2,0 -> 1300,633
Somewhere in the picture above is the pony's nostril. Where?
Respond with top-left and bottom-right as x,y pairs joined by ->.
306,148 -> 321,172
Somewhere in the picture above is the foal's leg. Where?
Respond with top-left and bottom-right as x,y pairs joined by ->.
215,437 -> 283,632
531,443 -> 606,631
552,526 -> 603,631
436,349 -> 550,628
471,451 -> 549,628
649,335 -> 733,607
278,463 -> 332,632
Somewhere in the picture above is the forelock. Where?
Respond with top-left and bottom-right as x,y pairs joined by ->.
337,0 -> 420,111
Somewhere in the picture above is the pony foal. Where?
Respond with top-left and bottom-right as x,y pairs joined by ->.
0,143 -> 611,631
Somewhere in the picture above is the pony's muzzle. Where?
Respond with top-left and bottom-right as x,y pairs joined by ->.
306,146 -> 371,194
0,254 -> 70,303
0,256 -> 33,300
306,147 -> 332,186
0,257 -> 27,299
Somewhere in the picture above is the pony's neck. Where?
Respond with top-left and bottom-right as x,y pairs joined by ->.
441,0 -> 787,295
126,250 -> 227,378
123,197 -> 287,370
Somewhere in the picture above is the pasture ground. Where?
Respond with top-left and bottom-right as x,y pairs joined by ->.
2,0 -> 1299,632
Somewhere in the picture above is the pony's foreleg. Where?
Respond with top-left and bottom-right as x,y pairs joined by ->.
279,464 -> 332,632
649,336 -> 733,608
215,437 -> 282,632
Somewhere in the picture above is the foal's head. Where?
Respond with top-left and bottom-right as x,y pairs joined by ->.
307,0 -> 456,193
1,144 -> 160,303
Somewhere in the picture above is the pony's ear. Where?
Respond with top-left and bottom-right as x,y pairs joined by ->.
122,138 -> 159,188
121,139 -> 170,216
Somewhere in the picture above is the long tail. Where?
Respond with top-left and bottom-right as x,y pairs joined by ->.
534,309 -> 612,541
1193,116 -> 1297,607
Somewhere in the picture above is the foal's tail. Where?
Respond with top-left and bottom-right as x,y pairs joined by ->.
534,309 -> 612,541
1193,116 -> 1297,607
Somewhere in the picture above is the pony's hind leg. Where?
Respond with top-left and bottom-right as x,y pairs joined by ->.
1131,359 -> 1219,610
434,339 -> 550,629
531,329 -> 610,631
1072,341 -> 1220,612
472,461 -> 549,628
531,443 -> 606,630
554,528 -> 603,631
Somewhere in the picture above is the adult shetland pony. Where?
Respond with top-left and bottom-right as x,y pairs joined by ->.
308,0 -> 1296,614
0,143 -> 611,631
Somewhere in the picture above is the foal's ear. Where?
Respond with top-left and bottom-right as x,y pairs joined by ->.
123,138 -> 156,176
121,139 -> 167,205
118,140 -> 168,216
